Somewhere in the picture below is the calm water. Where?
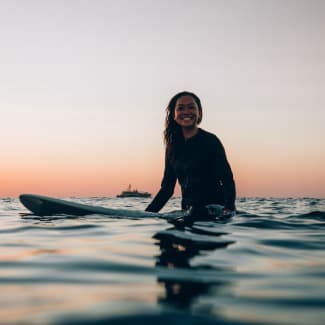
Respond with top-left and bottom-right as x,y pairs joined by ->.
0,197 -> 324,325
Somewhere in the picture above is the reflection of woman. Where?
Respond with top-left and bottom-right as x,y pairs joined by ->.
146,91 -> 236,217
155,234 -> 209,309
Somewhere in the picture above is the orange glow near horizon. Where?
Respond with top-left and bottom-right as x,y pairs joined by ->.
1,158 -> 164,198
2,150 -> 324,198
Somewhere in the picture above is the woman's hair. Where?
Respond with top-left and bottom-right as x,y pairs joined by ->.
164,91 -> 202,159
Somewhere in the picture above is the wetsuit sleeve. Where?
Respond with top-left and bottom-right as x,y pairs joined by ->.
145,152 -> 177,212
214,138 -> 236,211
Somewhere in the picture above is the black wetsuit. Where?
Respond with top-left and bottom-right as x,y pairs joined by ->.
146,129 -> 236,212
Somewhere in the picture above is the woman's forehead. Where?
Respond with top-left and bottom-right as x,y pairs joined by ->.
175,95 -> 197,106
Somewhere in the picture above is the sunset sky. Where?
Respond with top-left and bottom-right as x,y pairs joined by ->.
1,0 -> 324,198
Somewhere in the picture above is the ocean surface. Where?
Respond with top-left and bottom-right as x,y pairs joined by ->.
0,197 -> 324,325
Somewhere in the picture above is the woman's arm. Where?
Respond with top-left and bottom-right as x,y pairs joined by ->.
214,137 -> 236,211
145,153 -> 177,212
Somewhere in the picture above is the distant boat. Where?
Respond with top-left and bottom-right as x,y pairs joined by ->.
117,184 -> 151,198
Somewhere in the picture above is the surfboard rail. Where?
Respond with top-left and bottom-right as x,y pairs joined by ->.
19,194 -> 161,218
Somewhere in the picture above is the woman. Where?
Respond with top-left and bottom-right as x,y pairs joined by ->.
146,91 -> 236,219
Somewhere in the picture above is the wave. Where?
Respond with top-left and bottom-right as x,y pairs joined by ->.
289,211 -> 325,221
154,229 -> 235,250
39,305 -> 252,325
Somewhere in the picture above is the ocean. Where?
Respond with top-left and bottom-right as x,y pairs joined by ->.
0,197 -> 324,325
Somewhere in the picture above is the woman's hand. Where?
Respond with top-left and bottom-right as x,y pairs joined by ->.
222,208 -> 234,216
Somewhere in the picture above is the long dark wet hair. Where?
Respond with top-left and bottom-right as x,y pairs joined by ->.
164,91 -> 203,159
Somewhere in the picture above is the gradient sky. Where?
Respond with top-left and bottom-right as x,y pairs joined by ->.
1,0 -> 324,198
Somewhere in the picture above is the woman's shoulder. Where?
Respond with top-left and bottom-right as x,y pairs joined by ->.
199,128 -> 222,143
199,129 -> 225,151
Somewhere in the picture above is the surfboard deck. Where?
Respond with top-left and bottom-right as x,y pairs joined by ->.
19,194 -> 172,219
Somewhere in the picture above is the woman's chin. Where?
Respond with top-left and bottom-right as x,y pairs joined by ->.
180,123 -> 197,129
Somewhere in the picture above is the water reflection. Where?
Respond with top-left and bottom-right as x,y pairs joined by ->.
153,223 -> 235,311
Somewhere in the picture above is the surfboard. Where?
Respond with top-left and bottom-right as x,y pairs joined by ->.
19,194 -> 174,219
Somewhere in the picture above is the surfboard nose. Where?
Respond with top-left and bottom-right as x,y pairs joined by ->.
19,194 -> 43,215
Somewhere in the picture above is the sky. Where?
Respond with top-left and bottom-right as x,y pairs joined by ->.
1,0 -> 324,198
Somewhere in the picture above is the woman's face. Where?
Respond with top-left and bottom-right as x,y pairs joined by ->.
174,95 -> 201,128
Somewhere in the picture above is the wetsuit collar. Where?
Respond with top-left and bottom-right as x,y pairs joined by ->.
183,127 -> 201,141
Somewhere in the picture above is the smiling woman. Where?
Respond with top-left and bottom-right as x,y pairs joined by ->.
146,91 -> 236,220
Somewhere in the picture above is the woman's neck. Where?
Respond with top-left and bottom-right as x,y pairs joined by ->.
182,126 -> 199,140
